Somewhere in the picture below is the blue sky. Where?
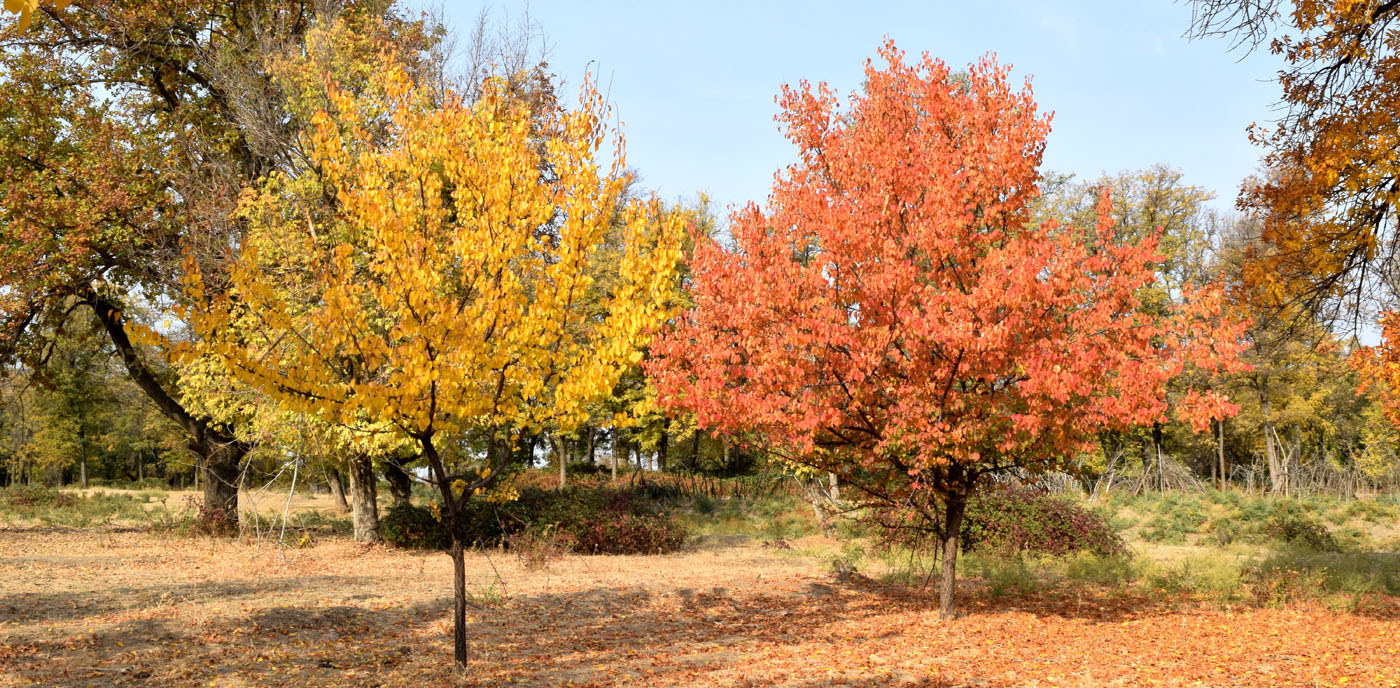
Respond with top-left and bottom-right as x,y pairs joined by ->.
425,1 -> 1284,219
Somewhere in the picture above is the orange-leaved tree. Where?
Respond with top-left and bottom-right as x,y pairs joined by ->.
648,42 -> 1249,617
1191,1 -> 1400,319
1353,312 -> 1400,430
187,53 -> 685,664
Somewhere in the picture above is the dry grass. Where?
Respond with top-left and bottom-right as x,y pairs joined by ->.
3,529 -> 1400,687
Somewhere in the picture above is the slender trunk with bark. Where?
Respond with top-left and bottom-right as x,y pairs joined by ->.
939,490 -> 968,619
326,468 -> 350,512
1290,425 -> 1302,496
828,471 -> 840,501
690,430 -> 701,471
610,437 -> 618,483
79,439 -> 88,490
1217,418 -> 1227,491
1262,395 -> 1285,494
384,459 -> 413,507
553,435 -> 566,490
347,453 -> 381,543
587,426 -> 596,465
1140,437 -> 1152,493
450,536 -> 468,666
657,424 -> 668,472
1152,423 -> 1164,491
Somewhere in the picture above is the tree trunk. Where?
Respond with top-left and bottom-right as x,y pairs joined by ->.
1215,417 -> 1226,493
657,424 -> 668,472
450,536 -> 468,667
347,453 -> 381,543
79,439 -> 89,490
201,440 -> 243,523
828,471 -> 840,501
939,491 -> 968,619
326,468 -> 350,512
610,438 -> 618,483
137,451 -> 144,482
1152,423 -> 1164,491
690,430 -> 702,471
1290,425 -> 1301,496
1262,396 -> 1285,494
553,435 -> 566,490
384,460 -> 413,507
587,426 -> 596,465
89,290 -> 246,522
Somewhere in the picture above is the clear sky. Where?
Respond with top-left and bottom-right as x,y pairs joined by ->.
423,1 -> 1285,220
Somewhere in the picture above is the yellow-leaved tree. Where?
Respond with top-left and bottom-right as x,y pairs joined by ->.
187,46 -> 685,665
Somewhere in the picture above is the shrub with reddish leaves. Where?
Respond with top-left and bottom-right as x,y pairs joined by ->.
961,486 -> 1126,558
382,486 -> 687,555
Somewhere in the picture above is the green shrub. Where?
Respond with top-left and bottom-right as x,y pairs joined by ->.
380,502 -> 451,549
0,486 -> 170,527
1244,551 -> 1400,607
970,555 -> 1039,597
1261,511 -> 1339,551
1064,552 -> 1139,586
1137,496 -> 1209,544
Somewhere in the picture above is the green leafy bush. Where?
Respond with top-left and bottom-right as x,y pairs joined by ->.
1137,496 -> 1209,544
1261,511 -> 1339,551
380,502 -> 451,549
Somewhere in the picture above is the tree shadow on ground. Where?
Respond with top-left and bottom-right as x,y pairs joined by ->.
5,574 -> 917,687
8,561 -> 1399,687
1,576 -> 362,625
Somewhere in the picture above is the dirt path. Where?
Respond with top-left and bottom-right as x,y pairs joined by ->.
2,531 -> 1397,687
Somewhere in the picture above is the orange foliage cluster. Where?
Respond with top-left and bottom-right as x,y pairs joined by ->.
650,43 -> 1247,504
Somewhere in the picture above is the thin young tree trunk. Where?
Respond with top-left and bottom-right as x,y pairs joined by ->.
939,490 -> 968,619
326,467 -> 350,512
79,439 -> 89,490
657,423 -> 668,472
1262,395 -> 1285,494
1152,423 -> 1164,491
1290,425 -> 1302,496
828,471 -> 840,501
610,435 -> 618,483
1140,437 -> 1152,493
450,536 -> 468,666
1217,418 -> 1227,491
553,435 -> 566,490
347,453 -> 381,543
587,426 -> 596,465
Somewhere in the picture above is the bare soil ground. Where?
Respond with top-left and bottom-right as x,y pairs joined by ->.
3,529 -> 1398,687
